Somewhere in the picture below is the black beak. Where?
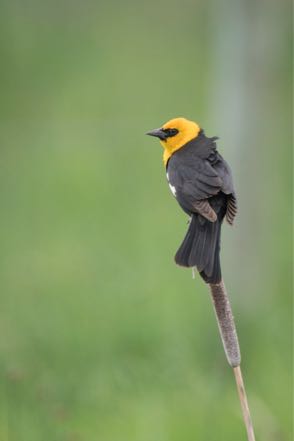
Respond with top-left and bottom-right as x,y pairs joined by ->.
146,128 -> 166,141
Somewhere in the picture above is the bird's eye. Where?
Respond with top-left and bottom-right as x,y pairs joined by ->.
163,128 -> 179,138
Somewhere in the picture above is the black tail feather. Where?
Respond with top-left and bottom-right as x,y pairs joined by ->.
174,213 -> 222,284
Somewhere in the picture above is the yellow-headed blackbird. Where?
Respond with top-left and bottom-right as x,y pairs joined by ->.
147,117 -> 237,284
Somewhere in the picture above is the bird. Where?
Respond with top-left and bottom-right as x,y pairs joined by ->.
146,117 -> 237,284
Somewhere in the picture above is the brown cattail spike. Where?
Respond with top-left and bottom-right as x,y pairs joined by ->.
207,279 -> 256,441
208,280 -> 241,367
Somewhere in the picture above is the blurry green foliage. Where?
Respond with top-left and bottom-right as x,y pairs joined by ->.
0,0 -> 292,440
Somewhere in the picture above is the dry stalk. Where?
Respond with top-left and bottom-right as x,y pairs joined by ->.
208,280 -> 256,441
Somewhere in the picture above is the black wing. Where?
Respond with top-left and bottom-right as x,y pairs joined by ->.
167,145 -> 236,222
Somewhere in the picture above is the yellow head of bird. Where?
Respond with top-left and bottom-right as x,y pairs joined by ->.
146,117 -> 200,165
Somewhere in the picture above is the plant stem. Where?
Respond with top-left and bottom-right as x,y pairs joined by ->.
208,280 -> 256,441
234,365 -> 256,441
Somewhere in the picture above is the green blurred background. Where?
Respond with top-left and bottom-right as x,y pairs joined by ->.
0,0 -> 292,440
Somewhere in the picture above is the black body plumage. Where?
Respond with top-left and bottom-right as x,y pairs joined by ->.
166,130 -> 237,284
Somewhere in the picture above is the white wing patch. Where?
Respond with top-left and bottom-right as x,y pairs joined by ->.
166,172 -> 177,196
169,183 -> 177,196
